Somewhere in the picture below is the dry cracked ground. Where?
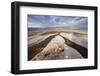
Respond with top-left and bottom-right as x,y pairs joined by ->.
28,28 -> 88,61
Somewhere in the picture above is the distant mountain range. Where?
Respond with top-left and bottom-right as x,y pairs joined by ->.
28,26 -> 87,31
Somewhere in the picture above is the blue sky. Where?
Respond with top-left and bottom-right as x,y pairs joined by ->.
28,15 -> 88,29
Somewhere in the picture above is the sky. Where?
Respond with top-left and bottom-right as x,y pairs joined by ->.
28,15 -> 88,29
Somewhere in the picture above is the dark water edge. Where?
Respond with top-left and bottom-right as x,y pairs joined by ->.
60,35 -> 88,58
28,34 -> 57,60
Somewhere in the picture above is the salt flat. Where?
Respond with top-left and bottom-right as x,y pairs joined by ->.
32,35 -> 83,60
60,33 -> 87,48
28,28 -> 87,60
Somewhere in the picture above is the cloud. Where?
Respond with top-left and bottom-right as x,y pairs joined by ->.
28,15 -> 88,29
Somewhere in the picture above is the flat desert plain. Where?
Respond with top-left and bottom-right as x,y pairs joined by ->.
28,28 -> 88,61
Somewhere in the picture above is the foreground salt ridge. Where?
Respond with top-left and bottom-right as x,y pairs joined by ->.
28,34 -> 57,60
32,35 -> 83,60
